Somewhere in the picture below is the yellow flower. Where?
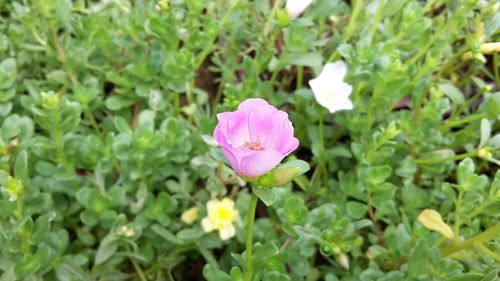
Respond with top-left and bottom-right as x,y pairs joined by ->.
201,198 -> 239,240
417,209 -> 454,240
181,207 -> 198,225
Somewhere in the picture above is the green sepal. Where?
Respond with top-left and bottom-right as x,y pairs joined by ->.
256,160 -> 310,188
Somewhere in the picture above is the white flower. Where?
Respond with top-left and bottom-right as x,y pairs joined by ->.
201,198 -> 239,240
285,0 -> 313,19
308,61 -> 353,113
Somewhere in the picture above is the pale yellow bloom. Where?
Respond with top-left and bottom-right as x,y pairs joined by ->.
480,42 -> 500,54
417,209 -> 454,240
181,207 -> 199,225
118,225 -> 135,237
478,148 -> 492,159
337,254 -> 349,270
155,0 -> 169,11
201,198 -> 239,240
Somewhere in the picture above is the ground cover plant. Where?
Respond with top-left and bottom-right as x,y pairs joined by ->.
0,0 -> 499,280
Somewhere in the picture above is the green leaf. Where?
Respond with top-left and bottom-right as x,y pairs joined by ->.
479,118 -> 491,148
457,158 -> 475,186
277,52 -> 323,69
105,96 -> 135,111
284,195 -> 308,224
367,165 -> 392,184
14,255 -> 41,278
14,150 -> 28,182
407,238 -> 439,278
253,186 -> 277,206
346,201 -> 368,219
444,273 -> 484,281
203,264 -> 232,281
56,262 -> 93,281
210,147 -> 230,166
114,116 -> 131,133
252,242 -> 280,263
151,224 -> 185,245
94,242 -> 118,265
438,84 -> 465,107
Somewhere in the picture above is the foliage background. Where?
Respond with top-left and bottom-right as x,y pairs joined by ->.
0,0 -> 499,280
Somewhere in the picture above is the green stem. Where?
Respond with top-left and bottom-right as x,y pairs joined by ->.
16,196 -> 31,255
328,0 -> 362,62
296,65 -> 303,115
263,0 -> 281,37
441,223 -> 500,256
453,189 -> 464,242
467,198 -> 493,219
85,110 -> 104,139
245,190 -> 258,281
16,196 -> 23,220
407,19 -> 452,65
130,257 -> 148,281
494,52 -> 500,87
53,114 -> 73,174
474,243 -> 500,263
369,0 -> 384,40
415,152 -> 477,165
441,113 -> 488,132
195,0 -> 241,68
318,111 -> 328,184
342,0 -> 362,43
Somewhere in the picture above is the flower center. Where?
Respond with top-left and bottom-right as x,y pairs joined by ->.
244,139 -> 264,151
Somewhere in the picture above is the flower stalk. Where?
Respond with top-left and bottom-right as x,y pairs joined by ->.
441,223 -> 500,257
244,189 -> 258,281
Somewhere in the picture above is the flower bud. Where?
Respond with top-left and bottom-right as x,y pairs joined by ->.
180,207 -> 198,225
275,9 -> 291,27
257,166 -> 302,187
41,91 -> 60,109
0,143 -> 7,156
478,148 -> 492,159
480,42 -> 500,54
332,245 -> 342,255
118,225 -> 135,237
155,0 -> 169,11
322,229 -> 335,240
337,254 -> 350,270
3,176 -> 24,202
417,209 -> 454,240
320,244 -> 332,256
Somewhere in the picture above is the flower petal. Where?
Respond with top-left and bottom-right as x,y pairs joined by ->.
247,103 -> 283,145
276,135 -> 299,155
286,0 -> 313,19
214,112 -> 233,142
321,61 -> 348,80
218,224 -> 236,240
237,98 -> 268,112
201,217 -> 214,233
226,111 -> 250,147
221,147 -> 241,172
239,149 -> 285,178
308,61 -> 353,113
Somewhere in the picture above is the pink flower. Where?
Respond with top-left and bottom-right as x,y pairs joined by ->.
213,98 -> 299,179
